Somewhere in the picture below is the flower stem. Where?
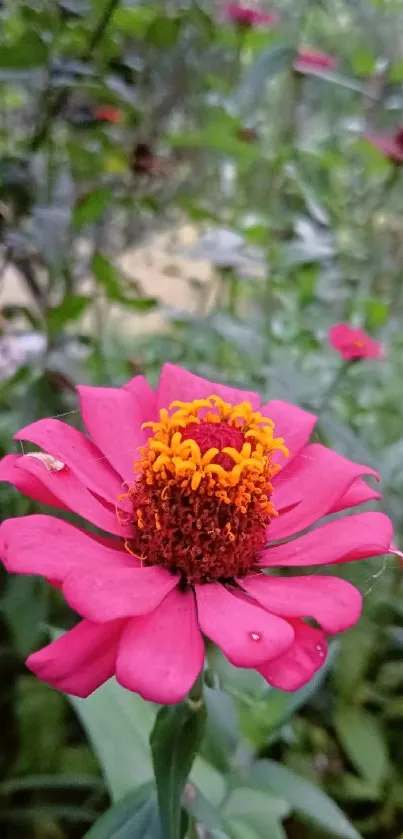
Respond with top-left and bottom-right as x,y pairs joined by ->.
187,673 -> 204,710
316,360 -> 352,414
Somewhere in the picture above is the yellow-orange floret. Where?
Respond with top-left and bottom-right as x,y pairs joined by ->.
122,395 -> 288,584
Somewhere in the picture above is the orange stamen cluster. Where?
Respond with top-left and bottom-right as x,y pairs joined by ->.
122,395 -> 288,584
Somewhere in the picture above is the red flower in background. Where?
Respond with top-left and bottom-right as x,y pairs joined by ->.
0,364 -> 392,703
293,49 -> 337,75
328,324 -> 384,360
365,127 -> 403,165
224,3 -> 278,28
94,106 -> 123,124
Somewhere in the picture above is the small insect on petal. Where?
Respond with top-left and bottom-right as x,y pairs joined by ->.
25,452 -> 66,472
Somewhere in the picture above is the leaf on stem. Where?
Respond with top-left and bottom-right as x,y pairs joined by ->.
150,696 -> 207,839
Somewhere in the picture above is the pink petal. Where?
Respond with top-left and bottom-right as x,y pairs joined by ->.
195,584 -> 294,667
14,419 -> 122,504
1,514 -> 132,581
63,565 -> 178,622
261,400 -> 317,469
156,363 -> 260,412
240,574 -> 362,633
270,444 -> 378,539
123,374 -> 157,421
26,619 -> 124,697
77,386 -> 148,482
116,588 -> 204,704
330,478 -> 381,513
366,133 -> 403,163
0,454 -> 67,509
17,456 -> 122,535
258,620 -> 327,691
260,511 -> 393,567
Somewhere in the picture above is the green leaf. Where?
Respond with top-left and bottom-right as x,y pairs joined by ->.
72,186 -> 112,229
364,298 -> 389,329
247,760 -> 362,839
91,252 -> 157,310
0,32 -> 48,68
47,295 -> 90,334
0,775 -> 103,795
223,787 -> 289,839
236,45 -> 295,107
150,698 -> 207,839
168,126 -> 261,161
203,687 -> 239,772
67,678 -> 156,802
83,783 -> 162,839
262,641 -> 340,739
333,625 -> 377,699
92,252 -> 122,300
183,783 -> 226,836
0,576 -> 47,656
65,668 -> 223,807
146,16 -> 181,49
334,707 -> 389,788
112,7 -> 156,36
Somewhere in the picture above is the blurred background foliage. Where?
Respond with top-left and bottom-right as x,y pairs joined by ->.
1,0 -> 403,837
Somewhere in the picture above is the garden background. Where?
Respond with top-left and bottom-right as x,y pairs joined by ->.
1,1 -> 403,837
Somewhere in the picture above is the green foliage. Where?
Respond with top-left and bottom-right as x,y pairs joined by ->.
83,783 -> 162,839
1,0 -> 403,837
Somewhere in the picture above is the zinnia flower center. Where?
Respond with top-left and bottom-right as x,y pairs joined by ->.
122,395 -> 288,584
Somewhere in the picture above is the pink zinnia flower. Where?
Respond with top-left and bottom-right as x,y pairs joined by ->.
224,3 -> 278,29
329,323 -> 384,360
365,127 -> 403,164
0,364 -> 392,703
293,49 -> 337,75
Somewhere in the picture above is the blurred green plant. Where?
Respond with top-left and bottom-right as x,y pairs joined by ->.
1,0 -> 403,837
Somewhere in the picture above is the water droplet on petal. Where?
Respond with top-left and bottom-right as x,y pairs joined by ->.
251,632 -> 261,641
315,644 -> 325,658
25,452 -> 66,472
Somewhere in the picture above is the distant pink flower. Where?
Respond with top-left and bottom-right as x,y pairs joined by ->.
293,49 -> 337,75
365,127 -> 403,164
0,364 -> 392,702
224,3 -> 278,29
329,323 -> 384,360
94,106 -> 123,124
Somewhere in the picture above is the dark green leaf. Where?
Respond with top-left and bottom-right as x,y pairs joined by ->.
150,697 -> 207,839
83,783 -> 162,839
0,774 -> 103,795
0,576 -> 47,656
247,761 -> 362,839
72,187 -> 112,229
334,707 -> 389,788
